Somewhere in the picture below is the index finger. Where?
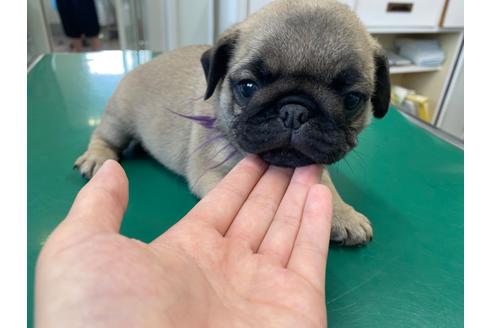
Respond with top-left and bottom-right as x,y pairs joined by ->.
185,155 -> 268,234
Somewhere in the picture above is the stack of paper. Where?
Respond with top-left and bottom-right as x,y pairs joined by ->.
386,50 -> 413,66
395,39 -> 445,67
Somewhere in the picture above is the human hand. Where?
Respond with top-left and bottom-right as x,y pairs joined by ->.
36,156 -> 332,327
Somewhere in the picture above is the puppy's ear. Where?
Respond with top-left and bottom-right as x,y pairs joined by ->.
201,31 -> 239,100
371,50 -> 391,118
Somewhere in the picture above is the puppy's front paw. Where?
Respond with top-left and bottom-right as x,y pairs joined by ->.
331,207 -> 373,246
74,148 -> 118,179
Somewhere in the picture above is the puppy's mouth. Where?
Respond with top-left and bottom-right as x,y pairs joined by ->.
235,120 -> 350,167
257,144 -> 347,167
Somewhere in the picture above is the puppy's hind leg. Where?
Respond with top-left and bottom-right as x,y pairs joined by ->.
75,108 -> 131,179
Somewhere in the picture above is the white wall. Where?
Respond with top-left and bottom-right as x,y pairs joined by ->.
139,0 -> 213,52
177,0 -> 211,47
216,0 -> 247,36
27,0 -> 51,62
42,0 -> 60,24
142,1 -> 168,51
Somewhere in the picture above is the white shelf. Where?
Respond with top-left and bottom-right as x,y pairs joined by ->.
390,65 -> 442,75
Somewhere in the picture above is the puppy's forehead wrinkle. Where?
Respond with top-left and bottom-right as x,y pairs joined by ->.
234,0 -> 376,84
264,31 -> 367,81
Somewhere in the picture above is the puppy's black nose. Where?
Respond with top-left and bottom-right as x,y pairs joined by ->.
279,104 -> 309,130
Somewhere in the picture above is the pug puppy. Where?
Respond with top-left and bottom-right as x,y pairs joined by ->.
75,0 -> 390,246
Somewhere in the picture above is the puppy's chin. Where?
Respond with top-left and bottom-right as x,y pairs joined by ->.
257,146 -> 348,167
259,148 -> 316,167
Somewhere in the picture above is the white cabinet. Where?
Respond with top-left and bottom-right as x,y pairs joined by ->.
442,0 -> 464,28
355,0 -> 446,28
220,0 -> 455,33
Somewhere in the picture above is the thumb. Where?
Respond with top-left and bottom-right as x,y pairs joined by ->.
66,159 -> 129,234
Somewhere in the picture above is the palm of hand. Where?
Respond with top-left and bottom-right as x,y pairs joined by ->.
36,157 -> 332,328
159,219 -> 327,328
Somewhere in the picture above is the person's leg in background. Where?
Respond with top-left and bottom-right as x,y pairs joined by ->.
56,0 -> 101,52
70,38 -> 83,52
89,37 -> 101,51
55,0 -> 83,52
75,0 -> 101,51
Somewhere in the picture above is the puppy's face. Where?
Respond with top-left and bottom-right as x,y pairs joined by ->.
201,0 -> 390,167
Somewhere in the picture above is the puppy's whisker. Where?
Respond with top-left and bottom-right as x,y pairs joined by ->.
351,149 -> 367,169
165,107 -> 217,129
208,149 -> 238,171
328,164 -> 340,178
353,148 -> 365,157
191,133 -> 226,155
191,95 -> 204,102
212,142 -> 234,159
191,147 -> 238,192
343,157 -> 355,175
174,95 -> 205,108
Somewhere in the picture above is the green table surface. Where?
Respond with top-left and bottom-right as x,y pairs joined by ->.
28,51 -> 464,327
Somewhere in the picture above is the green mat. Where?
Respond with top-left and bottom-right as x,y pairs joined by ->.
28,52 -> 463,327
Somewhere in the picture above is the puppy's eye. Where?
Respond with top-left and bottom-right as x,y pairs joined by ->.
236,80 -> 259,100
344,92 -> 363,110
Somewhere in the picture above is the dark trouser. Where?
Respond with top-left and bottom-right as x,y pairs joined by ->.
56,0 -> 100,38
